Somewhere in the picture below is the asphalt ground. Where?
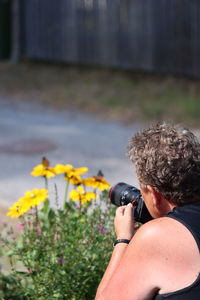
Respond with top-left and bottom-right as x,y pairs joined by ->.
0,98 -> 142,209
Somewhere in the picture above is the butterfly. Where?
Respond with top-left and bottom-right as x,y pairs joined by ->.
42,157 -> 50,167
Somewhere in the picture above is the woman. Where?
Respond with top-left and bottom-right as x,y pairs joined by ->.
95,122 -> 200,300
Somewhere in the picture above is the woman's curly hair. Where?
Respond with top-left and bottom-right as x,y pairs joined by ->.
127,122 -> 200,206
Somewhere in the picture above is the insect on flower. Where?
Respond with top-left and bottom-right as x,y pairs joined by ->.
31,157 -> 56,178
83,170 -> 110,191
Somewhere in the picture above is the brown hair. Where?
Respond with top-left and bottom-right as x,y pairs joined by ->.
127,122 -> 200,206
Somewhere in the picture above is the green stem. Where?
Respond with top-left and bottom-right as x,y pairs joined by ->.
43,176 -> 50,213
8,255 -> 15,272
44,176 -> 48,190
79,197 -> 82,210
35,206 -> 39,225
64,180 -> 70,208
94,188 -> 98,207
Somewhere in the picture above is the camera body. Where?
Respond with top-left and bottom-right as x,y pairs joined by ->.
109,182 -> 153,224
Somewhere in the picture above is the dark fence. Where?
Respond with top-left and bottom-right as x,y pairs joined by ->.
0,0 -> 10,58
20,0 -> 200,77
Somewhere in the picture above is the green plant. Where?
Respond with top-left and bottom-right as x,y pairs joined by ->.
1,159 -> 115,299
0,273 -> 30,300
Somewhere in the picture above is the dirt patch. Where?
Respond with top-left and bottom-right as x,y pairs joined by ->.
1,61 -> 200,126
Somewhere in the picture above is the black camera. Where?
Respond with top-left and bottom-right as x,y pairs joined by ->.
109,182 -> 153,224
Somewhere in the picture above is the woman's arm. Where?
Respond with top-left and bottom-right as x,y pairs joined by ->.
95,205 -> 163,300
95,243 -> 129,299
95,203 -> 135,298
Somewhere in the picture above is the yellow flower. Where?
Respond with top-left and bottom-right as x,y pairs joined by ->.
7,201 -> 28,218
83,176 -> 110,191
55,164 -> 88,185
23,189 -> 48,207
31,157 -> 56,178
7,189 -> 48,218
55,164 -> 88,176
31,164 -> 55,178
66,175 -> 83,185
69,186 -> 97,204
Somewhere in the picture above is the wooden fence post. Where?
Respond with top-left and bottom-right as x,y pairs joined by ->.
11,0 -> 22,61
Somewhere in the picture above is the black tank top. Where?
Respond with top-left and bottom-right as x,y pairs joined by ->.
153,202 -> 200,299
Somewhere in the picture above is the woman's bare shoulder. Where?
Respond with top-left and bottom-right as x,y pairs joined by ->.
132,217 -> 177,245
129,216 -> 200,293
134,215 -> 199,245
132,216 -> 199,260
127,217 -> 196,274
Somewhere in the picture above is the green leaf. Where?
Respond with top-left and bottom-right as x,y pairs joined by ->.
6,249 -> 14,256
48,208 -> 56,221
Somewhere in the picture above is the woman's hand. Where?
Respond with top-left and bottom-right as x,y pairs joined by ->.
114,203 -> 135,240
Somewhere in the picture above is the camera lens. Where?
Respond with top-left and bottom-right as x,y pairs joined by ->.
109,182 -> 141,206
109,182 -> 153,223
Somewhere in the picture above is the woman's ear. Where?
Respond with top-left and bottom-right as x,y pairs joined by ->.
146,185 -> 162,208
141,184 -> 176,217
140,184 -> 166,218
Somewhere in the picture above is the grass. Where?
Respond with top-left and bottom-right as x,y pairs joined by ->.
1,60 -> 200,126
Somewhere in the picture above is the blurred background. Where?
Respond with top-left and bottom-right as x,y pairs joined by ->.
1,0 -> 200,215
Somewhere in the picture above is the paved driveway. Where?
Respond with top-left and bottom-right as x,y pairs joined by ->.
0,98 -> 142,208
